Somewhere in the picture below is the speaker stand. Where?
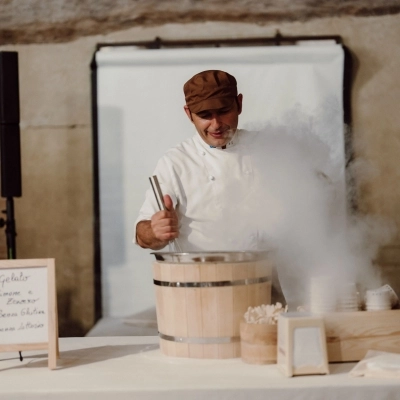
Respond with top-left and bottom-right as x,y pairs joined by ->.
0,197 -> 17,259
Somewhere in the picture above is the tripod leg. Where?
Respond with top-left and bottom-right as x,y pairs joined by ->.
5,197 -> 17,259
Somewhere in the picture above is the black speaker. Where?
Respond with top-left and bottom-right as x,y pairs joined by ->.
0,51 -> 22,198
0,124 -> 21,197
0,52 -> 20,124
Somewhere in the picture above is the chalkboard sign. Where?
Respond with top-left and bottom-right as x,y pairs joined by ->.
0,259 -> 59,369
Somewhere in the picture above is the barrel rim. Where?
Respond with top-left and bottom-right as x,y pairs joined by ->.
151,250 -> 271,263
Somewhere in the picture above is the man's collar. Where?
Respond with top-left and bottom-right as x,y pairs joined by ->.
196,131 -> 238,151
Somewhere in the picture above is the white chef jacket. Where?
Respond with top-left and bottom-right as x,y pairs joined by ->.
133,129 -> 266,251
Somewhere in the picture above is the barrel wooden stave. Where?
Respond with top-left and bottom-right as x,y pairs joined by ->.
153,260 -> 272,359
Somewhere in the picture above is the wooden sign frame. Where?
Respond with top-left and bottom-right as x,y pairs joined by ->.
0,258 -> 59,369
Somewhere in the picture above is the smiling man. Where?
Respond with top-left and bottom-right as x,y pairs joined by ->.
183,70 -> 243,149
134,70 -> 260,251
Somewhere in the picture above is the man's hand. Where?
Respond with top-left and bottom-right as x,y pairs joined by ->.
136,195 -> 179,250
151,195 -> 179,242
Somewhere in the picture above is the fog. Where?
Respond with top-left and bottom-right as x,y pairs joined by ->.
238,110 -> 396,310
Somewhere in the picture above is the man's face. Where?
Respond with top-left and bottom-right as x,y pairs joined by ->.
184,94 -> 243,148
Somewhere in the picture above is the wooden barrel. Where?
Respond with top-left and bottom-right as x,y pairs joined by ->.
153,258 -> 272,359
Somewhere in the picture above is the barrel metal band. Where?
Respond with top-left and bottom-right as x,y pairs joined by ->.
153,275 -> 270,288
159,332 -> 240,344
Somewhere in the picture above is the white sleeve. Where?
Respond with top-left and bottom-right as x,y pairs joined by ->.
132,155 -> 178,245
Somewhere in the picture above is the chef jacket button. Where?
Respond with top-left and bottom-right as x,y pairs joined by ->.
209,175 -> 215,181
202,151 -> 206,156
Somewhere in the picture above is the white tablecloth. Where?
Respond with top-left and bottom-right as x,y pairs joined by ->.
1,336 -> 400,400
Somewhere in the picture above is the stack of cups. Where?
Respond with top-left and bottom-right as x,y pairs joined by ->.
381,284 -> 399,307
365,285 -> 395,311
309,276 -> 337,314
337,283 -> 360,312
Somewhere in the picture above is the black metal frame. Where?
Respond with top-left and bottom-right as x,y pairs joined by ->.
94,32 -> 343,51
91,32 -> 353,323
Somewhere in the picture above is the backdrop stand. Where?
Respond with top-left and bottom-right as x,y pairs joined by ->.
0,51 -> 21,261
92,36 -> 351,323
0,197 -> 17,259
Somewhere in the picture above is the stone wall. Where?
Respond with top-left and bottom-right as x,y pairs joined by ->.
1,1 -> 399,335
1,0 -> 400,45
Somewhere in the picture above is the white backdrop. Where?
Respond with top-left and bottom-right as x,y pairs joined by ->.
95,44 -> 345,318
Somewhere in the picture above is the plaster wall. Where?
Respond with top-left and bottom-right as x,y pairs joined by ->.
1,14 -> 399,335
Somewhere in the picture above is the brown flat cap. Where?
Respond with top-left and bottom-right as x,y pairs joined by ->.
184,70 -> 237,114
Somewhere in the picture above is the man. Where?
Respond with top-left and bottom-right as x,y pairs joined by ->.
134,69 -> 264,252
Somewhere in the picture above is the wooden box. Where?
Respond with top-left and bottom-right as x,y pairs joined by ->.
240,309 -> 400,366
324,309 -> 400,362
